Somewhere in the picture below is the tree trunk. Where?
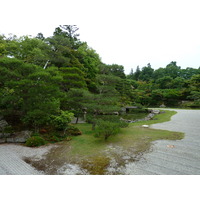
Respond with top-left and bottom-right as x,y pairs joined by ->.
92,121 -> 96,130
92,112 -> 97,130
75,116 -> 79,124
104,134 -> 109,141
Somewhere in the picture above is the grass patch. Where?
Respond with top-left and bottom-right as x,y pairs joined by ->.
27,110 -> 184,175
131,110 -> 177,127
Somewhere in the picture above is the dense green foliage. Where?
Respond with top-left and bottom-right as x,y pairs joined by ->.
0,25 -> 199,142
25,136 -> 46,147
127,62 -> 200,107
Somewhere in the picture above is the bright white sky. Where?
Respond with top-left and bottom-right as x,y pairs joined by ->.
1,0 -> 200,74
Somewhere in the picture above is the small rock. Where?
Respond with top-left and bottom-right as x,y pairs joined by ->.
167,145 -> 175,148
151,110 -> 160,114
142,125 -> 149,128
122,155 -> 131,160
160,104 -> 166,108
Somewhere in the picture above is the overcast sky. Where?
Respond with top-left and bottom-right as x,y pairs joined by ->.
1,0 -> 200,74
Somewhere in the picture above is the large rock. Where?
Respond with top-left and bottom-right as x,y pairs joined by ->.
8,130 -> 32,143
1,130 -> 32,143
6,138 -> 15,143
0,120 -> 9,131
151,110 -> 160,114
160,104 -> 166,108
14,130 -> 32,143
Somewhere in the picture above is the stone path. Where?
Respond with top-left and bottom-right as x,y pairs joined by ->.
121,109 -> 200,175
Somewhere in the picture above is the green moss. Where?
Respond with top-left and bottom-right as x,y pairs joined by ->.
81,156 -> 110,175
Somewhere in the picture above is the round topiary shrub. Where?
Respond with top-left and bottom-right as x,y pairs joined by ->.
25,136 -> 46,147
66,126 -> 82,136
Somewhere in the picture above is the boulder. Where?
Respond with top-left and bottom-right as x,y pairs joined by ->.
0,120 -> 9,131
160,104 -> 166,108
12,130 -> 32,143
5,130 -> 32,143
151,110 -> 160,114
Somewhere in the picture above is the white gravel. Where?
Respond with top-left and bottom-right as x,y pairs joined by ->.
57,163 -> 89,175
120,109 -> 200,175
0,143 -> 57,175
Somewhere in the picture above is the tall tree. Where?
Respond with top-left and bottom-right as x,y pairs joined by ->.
108,64 -> 126,79
187,74 -> 200,106
54,25 -> 81,49
0,35 -> 7,57
134,66 -> 141,81
4,35 -> 51,67
139,63 -> 154,82
127,68 -> 134,80
77,42 -> 101,92
84,65 -> 121,130
165,61 -> 181,78
0,57 -> 63,129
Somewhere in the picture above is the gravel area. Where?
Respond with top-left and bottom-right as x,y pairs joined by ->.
0,144 -> 57,175
120,109 -> 200,175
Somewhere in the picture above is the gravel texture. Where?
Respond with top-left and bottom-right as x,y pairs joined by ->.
0,144 -> 56,175
120,109 -> 200,175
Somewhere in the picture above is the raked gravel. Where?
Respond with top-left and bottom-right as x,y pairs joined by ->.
0,144 -> 57,175
119,109 -> 200,175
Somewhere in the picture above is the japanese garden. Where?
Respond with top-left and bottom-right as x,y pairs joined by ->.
0,25 -> 199,174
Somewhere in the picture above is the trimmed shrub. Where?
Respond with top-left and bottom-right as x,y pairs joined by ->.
66,126 -> 82,136
25,136 -> 46,147
96,120 -> 120,141
51,111 -> 74,131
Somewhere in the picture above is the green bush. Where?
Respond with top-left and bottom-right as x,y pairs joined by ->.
96,120 -> 120,141
51,111 -> 74,130
31,132 -> 40,137
25,136 -> 46,147
66,126 -> 82,136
